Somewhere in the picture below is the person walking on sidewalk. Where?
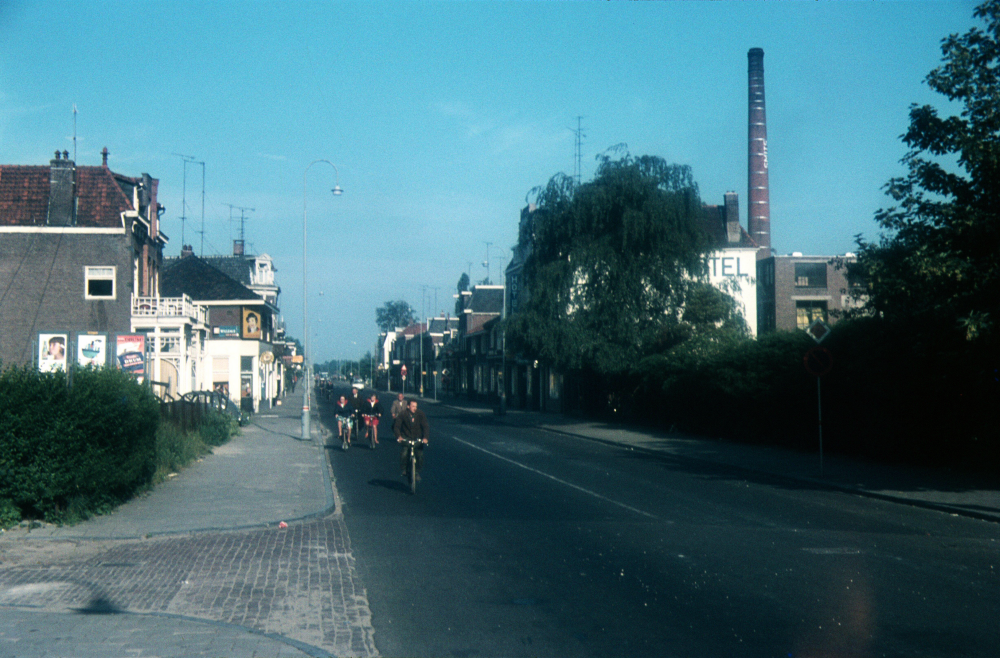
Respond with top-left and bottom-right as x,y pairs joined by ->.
390,392 -> 406,420
393,399 -> 429,479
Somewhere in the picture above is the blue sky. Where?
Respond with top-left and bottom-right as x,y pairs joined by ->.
0,1 -> 979,363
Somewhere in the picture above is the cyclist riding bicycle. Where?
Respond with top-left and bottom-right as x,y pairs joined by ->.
361,392 -> 384,446
333,395 -> 355,445
393,398 -> 429,480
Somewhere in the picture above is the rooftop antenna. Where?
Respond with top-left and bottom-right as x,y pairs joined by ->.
571,115 -> 586,186
483,241 -> 493,284
172,153 -> 197,247
223,203 -> 255,255
196,161 -> 206,256
72,105 -> 77,163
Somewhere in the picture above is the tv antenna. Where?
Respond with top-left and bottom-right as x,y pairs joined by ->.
571,116 -> 586,186
172,153 -> 198,247
223,203 -> 255,252
483,241 -> 493,284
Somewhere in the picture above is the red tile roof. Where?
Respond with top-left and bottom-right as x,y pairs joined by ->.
0,166 -> 49,225
0,164 -> 136,227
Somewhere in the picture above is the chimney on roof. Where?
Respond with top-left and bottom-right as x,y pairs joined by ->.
233,239 -> 245,256
47,149 -> 76,226
748,47 -> 771,257
181,244 -> 195,258
102,147 -> 109,167
724,192 -> 740,244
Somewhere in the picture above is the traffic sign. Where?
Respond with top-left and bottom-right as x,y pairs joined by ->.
806,319 -> 831,344
804,347 -> 834,377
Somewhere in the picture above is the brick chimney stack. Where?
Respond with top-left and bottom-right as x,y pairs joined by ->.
748,47 -> 771,257
46,150 -> 76,226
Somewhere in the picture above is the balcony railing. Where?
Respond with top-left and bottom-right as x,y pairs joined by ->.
132,294 -> 207,323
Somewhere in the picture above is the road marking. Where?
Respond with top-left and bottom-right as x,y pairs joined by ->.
448,435 -> 660,520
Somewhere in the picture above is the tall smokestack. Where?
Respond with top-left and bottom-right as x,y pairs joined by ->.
748,47 -> 771,257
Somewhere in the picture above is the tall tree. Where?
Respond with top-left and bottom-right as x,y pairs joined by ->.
454,272 -> 470,315
851,0 -> 1000,341
508,150 -> 714,375
375,300 -> 416,333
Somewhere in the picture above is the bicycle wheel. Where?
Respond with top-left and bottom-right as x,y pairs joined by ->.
342,425 -> 349,451
409,447 -> 417,494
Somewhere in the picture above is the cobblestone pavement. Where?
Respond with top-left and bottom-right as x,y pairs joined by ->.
0,514 -> 377,657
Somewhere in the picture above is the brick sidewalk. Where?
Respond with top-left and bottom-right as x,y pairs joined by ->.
0,390 -> 378,657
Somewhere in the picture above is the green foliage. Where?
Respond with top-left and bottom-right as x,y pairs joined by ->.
196,408 -> 238,447
509,150 -> 715,376
634,330 -> 814,443
376,299 -> 417,333
0,365 -> 159,523
153,422 -> 209,483
0,498 -> 20,529
455,272 -> 470,314
851,0 -> 1000,342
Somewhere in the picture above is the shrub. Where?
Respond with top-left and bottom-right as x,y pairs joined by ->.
0,498 -> 20,529
0,365 -> 159,523
198,409 -> 239,447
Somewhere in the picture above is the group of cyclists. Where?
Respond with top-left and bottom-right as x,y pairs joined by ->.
332,387 -> 384,447
328,387 -> 430,484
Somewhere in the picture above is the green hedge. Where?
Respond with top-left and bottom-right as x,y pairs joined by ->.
0,365 -> 160,523
628,319 -> 999,469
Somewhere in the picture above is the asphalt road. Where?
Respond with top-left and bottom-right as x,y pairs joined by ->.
324,392 -> 1000,658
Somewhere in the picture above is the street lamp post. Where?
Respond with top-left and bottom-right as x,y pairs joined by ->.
302,159 -> 342,441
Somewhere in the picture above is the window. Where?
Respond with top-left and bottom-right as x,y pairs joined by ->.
85,266 -> 116,299
794,262 -> 827,288
796,301 -> 828,329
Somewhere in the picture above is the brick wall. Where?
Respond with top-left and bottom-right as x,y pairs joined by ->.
0,231 -> 134,366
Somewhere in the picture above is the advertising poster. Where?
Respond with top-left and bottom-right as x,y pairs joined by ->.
38,333 -> 68,372
242,308 -> 262,339
77,334 -> 108,367
116,334 -> 146,380
214,325 -> 240,339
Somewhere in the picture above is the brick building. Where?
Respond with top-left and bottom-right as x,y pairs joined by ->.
0,150 -> 166,368
756,253 -> 857,333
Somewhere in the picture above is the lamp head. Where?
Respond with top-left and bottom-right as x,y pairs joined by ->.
332,185 -> 343,196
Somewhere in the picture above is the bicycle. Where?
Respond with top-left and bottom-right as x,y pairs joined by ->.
399,438 -> 425,494
362,415 -> 378,449
336,414 -> 354,451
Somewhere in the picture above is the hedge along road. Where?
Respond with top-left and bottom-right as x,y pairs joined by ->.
327,396 -> 1000,658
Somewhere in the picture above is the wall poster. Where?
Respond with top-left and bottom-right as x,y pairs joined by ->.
38,333 -> 68,372
242,308 -> 262,339
115,334 -> 146,380
77,333 -> 108,367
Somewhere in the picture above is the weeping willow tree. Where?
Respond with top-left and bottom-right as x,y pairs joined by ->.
508,150 -> 714,376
